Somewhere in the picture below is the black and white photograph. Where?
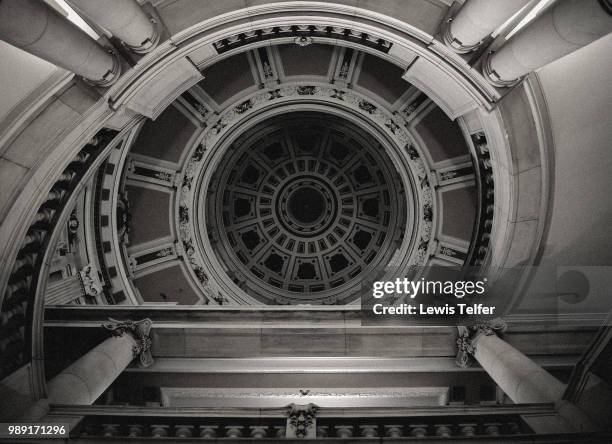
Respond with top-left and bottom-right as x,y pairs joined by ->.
0,0 -> 611,442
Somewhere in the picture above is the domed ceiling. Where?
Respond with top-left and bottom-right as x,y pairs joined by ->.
206,112 -> 407,304
43,43 -> 478,306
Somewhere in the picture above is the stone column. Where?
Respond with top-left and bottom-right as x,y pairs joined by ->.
67,0 -> 160,54
0,0 -> 120,86
445,0 -> 531,53
25,318 -> 152,419
456,319 -> 564,403
484,0 -> 612,86
455,320 -> 598,431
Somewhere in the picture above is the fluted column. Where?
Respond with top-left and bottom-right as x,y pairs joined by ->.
445,0 -> 531,53
0,0 -> 121,86
484,0 -> 612,86
67,0 -> 160,54
456,319 -> 564,403
25,318 -> 152,420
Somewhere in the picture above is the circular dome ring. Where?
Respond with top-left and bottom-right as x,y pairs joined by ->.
178,86 -> 436,305
206,112 -> 406,304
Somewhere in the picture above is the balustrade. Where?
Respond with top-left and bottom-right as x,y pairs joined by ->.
65,413 -> 533,440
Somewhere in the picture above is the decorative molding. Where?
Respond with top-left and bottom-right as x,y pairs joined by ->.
159,387 -> 450,408
116,192 -> 131,246
466,130 -> 494,267
77,264 -> 104,297
125,356 -> 578,375
95,124 -> 145,307
253,47 -> 280,88
103,317 -> 154,368
213,25 -> 392,55
49,402 -> 556,419
456,318 -> 507,368
396,91 -> 429,122
402,57 -> 478,120
129,243 -> 178,275
332,47 -> 358,87
436,163 -> 475,186
177,88 -> 215,127
126,158 -> 177,188
121,58 -> 204,119
287,403 -> 317,439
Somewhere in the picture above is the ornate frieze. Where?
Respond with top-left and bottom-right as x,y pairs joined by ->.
77,264 -> 104,297
213,25 -> 392,55
468,131 -> 494,267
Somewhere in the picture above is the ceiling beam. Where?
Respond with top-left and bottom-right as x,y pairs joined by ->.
126,356 -> 578,374
48,403 -> 556,418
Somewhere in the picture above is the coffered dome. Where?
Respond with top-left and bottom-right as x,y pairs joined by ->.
205,112 -> 407,304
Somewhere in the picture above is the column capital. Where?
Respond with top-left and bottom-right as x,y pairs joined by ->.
456,318 -> 506,368
103,317 -> 153,368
